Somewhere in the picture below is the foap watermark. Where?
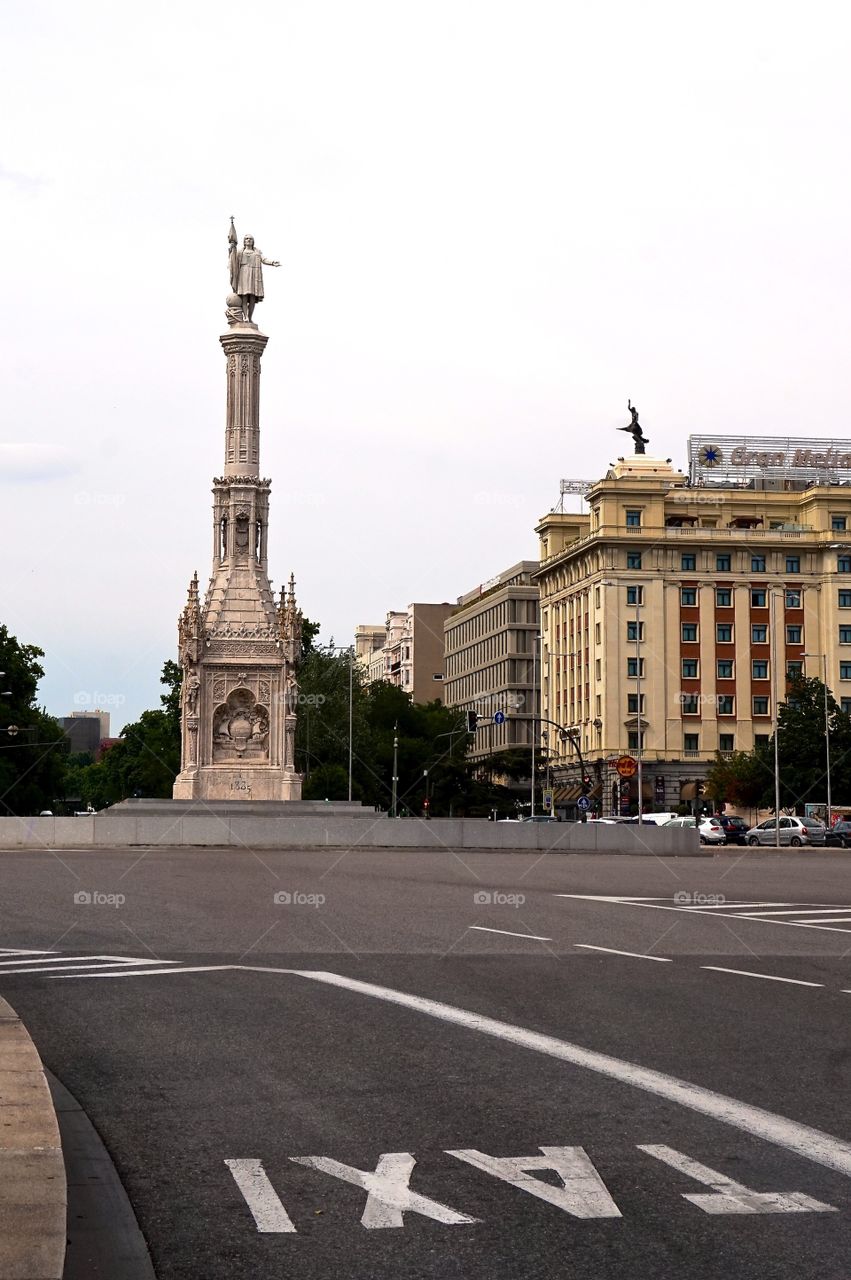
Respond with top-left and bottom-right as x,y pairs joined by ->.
274,890 -> 325,907
73,889 -> 126,908
73,690 -> 126,708
473,890 -> 526,908
73,491 -> 127,507
473,491 -> 527,509
673,891 -> 726,906
671,491 -> 727,506
273,692 -> 326,707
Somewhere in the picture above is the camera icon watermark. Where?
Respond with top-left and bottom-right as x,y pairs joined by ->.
673,891 -> 726,906
273,890 -> 325,907
473,889 -> 526,908
73,889 -> 126,908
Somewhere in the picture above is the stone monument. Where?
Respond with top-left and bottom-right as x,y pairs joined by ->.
172,219 -> 303,801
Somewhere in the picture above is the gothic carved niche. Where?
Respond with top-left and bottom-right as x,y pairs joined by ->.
212,688 -> 270,763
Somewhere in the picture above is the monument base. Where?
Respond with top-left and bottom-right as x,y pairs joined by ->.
173,766 -> 302,802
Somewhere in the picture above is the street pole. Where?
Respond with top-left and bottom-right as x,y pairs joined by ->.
531,633 -> 538,817
804,651 -> 832,826
771,591 -> 781,848
636,591 -> 643,825
348,645 -> 353,802
391,721 -> 399,818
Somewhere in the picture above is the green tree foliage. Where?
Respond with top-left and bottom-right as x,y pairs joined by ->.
0,625 -> 67,815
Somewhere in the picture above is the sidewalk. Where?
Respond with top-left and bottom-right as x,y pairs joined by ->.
0,997 -> 66,1280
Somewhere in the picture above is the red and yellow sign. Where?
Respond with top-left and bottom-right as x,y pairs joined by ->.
615,755 -> 638,778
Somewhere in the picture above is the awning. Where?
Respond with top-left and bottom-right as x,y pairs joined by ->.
553,784 -> 584,804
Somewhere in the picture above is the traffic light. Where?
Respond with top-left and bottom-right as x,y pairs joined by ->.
465,710 -> 478,734
580,775 -> 592,795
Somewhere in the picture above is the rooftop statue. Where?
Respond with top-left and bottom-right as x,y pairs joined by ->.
227,217 -> 280,324
618,400 -> 650,455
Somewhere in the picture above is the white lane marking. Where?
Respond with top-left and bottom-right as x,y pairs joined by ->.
290,1153 -> 478,1228
285,969 -> 851,1179
734,907 -> 849,917
225,1159 -> 297,1232
555,896 -> 851,935
0,961 -> 177,976
701,967 -> 823,988
574,945 -> 671,962
468,927 -> 552,941
791,916 -> 851,925
676,902 -> 789,911
638,1145 -> 837,1214
48,965 -> 235,980
448,1146 -> 621,1218
0,954 -> 163,969
0,948 -> 56,956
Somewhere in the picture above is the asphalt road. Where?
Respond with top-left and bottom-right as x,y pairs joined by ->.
1,845 -> 851,1279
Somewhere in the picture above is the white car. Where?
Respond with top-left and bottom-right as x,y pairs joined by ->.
664,816 -> 726,844
638,812 -> 678,826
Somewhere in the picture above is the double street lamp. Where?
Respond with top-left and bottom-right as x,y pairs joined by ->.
802,650 -> 832,827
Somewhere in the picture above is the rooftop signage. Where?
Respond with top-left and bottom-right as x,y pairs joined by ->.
688,436 -> 851,485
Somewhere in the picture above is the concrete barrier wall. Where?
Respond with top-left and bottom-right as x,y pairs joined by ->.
0,813 -> 704,855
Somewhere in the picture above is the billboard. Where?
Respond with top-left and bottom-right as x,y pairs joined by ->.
688,436 -> 851,486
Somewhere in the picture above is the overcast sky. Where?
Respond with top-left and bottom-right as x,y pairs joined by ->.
2,0 -> 850,731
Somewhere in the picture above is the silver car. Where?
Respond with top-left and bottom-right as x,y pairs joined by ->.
746,816 -> 826,847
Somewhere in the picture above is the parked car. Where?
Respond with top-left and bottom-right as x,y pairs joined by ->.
745,816 -> 826,847
663,816 -> 726,844
638,812 -> 679,826
523,814 -> 558,823
712,814 -> 750,846
824,820 -> 851,848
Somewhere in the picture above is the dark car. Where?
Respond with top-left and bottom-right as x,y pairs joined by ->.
713,814 -> 750,845
825,820 -> 851,848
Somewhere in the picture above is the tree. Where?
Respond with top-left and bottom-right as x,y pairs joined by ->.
769,675 -> 851,811
706,749 -> 769,812
0,624 -> 67,815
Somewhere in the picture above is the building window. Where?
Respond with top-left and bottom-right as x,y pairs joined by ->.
717,659 -> 734,678
596,658 -> 601,679
716,554 -> 731,572
786,589 -> 801,608
833,516 -> 847,532
627,694 -> 645,713
841,627 -> 851,644
627,551 -> 642,569
716,624 -> 733,643
751,555 -> 766,572
752,625 -> 767,643
595,622 -> 601,643
682,623 -> 698,642
787,661 -> 803,679
684,733 -> 699,752
719,734 -> 734,752
841,664 -> 851,681
786,625 -> 802,644
753,696 -> 769,716
627,730 -> 644,750
751,589 -> 767,608
625,509 -> 642,527
626,586 -> 644,605
681,553 -> 697,571
840,590 -> 851,608
717,695 -> 734,715
839,557 -> 851,574
786,556 -> 800,574
595,586 -> 601,607
681,587 -> 697,606
755,733 -> 769,745
842,698 -> 851,714
627,658 -> 645,677
681,694 -> 700,715
626,621 -> 644,641
752,660 -> 769,679
682,659 -> 698,678
716,588 -> 732,607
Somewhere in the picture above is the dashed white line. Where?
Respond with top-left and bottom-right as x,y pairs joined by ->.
702,967 -> 823,988
574,945 -> 671,963
468,927 -> 552,942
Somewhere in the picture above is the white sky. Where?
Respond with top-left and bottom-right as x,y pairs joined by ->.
2,0 -> 850,731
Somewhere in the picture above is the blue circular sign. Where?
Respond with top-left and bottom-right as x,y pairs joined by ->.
577,795 -> 591,810
493,710 -> 506,725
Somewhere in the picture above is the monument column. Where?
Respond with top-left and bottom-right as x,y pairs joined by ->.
172,220 -> 302,802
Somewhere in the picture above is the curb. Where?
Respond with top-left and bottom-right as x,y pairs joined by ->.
0,997 -> 66,1280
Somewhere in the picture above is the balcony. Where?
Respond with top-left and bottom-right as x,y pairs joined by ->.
537,523 -> 821,569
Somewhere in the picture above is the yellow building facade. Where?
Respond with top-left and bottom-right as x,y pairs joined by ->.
535,445 -> 851,815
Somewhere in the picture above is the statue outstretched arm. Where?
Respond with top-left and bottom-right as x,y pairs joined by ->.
261,256 -> 280,267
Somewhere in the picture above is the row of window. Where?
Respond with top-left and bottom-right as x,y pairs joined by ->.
625,508 -> 850,536
681,587 -> 796,608
680,623 -> 803,643
627,657 -> 807,681
625,551 -> 851,574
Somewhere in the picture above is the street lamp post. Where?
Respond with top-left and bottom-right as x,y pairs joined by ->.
330,643 -> 355,802
803,651 -> 832,826
391,722 -> 399,818
770,591 -> 782,848
634,591 -> 643,825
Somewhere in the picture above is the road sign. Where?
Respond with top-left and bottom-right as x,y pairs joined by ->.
5,725 -> 18,738
493,710 -> 506,725
616,755 -> 638,778
577,795 -> 591,811
542,788 -> 553,812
